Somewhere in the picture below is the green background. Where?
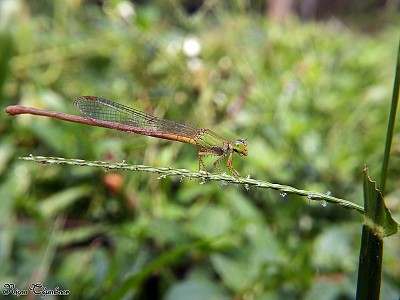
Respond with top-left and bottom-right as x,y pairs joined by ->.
0,1 -> 399,299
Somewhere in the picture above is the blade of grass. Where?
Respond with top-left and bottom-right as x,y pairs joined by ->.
356,169 -> 398,300
356,39 -> 400,300
19,155 -> 365,214
379,39 -> 400,194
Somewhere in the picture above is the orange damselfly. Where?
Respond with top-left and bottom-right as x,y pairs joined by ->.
5,96 -> 248,177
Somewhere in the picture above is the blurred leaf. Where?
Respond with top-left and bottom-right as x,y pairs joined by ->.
56,224 -> 108,247
38,186 -> 91,219
312,226 -> 356,271
147,217 -> 188,245
57,248 -> 110,299
0,140 -> 14,175
165,278 -> 230,300
102,238 -> 215,300
211,253 -> 253,291
305,278 -> 354,300
187,204 -> 232,239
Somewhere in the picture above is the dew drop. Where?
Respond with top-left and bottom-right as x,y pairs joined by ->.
326,191 -> 332,196
178,176 -> 184,182
321,200 -> 328,207
279,191 -> 287,198
244,184 -> 250,191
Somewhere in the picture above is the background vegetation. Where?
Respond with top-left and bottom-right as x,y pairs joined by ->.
0,0 -> 399,299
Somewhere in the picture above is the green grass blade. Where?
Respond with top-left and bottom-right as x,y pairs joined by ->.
19,155 -> 365,214
379,39 -> 400,194
356,169 -> 399,299
356,40 -> 400,299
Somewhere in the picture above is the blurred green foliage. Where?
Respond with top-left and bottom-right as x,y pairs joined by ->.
0,0 -> 399,299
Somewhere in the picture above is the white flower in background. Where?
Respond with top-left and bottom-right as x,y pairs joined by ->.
183,35 -> 201,58
117,1 -> 135,21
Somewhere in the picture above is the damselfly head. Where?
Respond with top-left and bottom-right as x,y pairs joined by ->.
233,138 -> 248,156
